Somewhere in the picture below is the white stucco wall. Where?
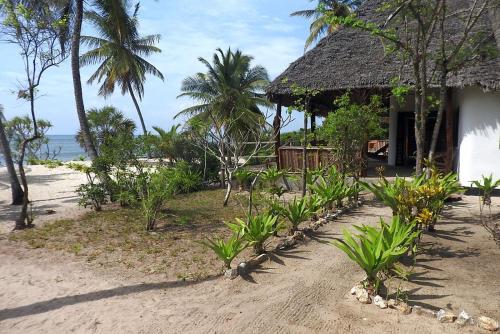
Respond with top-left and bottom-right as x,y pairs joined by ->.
457,87 -> 500,186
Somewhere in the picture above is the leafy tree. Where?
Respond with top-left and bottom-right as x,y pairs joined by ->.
319,93 -> 385,178
324,0 -> 498,174
0,0 -> 70,228
80,0 -> 164,136
75,106 -> 136,154
291,0 -> 363,50
5,116 -> 53,162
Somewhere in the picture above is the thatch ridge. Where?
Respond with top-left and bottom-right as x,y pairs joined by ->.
267,0 -> 500,103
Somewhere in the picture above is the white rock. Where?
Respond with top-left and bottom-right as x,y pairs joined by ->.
224,268 -> 238,280
456,310 -> 472,326
395,302 -> 412,315
478,316 -> 499,332
355,287 -> 371,304
373,295 -> 387,309
436,309 -> 456,323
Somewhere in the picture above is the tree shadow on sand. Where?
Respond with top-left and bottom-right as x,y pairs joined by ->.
0,275 -> 220,322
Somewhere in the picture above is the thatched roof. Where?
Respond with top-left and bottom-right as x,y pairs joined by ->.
267,0 -> 500,105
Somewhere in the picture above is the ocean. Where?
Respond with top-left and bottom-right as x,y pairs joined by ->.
0,135 -> 87,165
45,135 -> 87,161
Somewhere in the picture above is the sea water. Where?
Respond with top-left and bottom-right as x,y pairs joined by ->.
0,135 -> 87,165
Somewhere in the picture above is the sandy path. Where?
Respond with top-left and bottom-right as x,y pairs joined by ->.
0,165 -> 88,231
1,197 -> 498,334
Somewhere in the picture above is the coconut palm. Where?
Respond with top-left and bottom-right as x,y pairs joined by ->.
76,106 -> 136,154
176,48 -> 270,133
0,105 -> 24,205
80,0 -> 164,136
72,0 -> 99,161
291,0 -> 362,51
152,125 -> 180,163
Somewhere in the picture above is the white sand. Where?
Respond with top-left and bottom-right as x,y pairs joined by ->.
0,164 -> 89,231
0,167 -> 499,333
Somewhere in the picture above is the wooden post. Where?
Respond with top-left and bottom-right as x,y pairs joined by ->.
302,105 -> 309,197
311,112 -> 316,146
445,89 -> 454,172
273,99 -> 282,169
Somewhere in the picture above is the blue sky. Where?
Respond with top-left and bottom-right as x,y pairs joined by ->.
0,0 -> 314,134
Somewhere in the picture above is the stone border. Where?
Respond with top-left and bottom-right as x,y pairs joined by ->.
223,201 -> 362,280
351,286 -> 499,332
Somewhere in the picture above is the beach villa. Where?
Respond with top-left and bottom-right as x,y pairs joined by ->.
266,0 -> 500,186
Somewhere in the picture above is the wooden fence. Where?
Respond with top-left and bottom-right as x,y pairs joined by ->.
278,146 -> 338,172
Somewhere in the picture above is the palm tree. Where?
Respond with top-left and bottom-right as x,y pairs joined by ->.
152,125 -> 180,163
76,106 -> 136,154
291,0 -> 362,51
176,48 -> 270,132
176,48 -> 270,206
80,0 -> 164,137
72,0 -> 99,161
0,105 -> 24,205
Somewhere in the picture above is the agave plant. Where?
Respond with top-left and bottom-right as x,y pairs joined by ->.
333,216 -> 420,291
227,213 -> 283,254
310,176 -> 351,209
201,235 -> 248,269
234,169 -> 255,191
261,167 -> 287,188
305,193 -> 325,217
281,197 -> 311,234
305,167 -> 325,189
360,177 -> 410,216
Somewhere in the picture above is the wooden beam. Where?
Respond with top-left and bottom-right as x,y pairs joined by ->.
445,89 -> 454,172
302,104 -> 309,197
311,112 -> 317,146
273,99 -> 282,169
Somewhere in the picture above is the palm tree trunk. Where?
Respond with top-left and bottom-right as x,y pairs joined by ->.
72,0 -> 98,161
0,115 -> 24,205
127,81 -> 148,136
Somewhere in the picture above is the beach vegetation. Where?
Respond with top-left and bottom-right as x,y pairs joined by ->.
227,213 -> 283,254
332,216 -> 420,292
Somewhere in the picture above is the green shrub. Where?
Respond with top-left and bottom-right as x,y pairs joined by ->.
227,213 -> 283,254
159,162 -> 202,195
333,216 -> 420,291
201,235 -> 248,269
76,182 -> 107,211
27,158 -> 63,168
137,171 -> 171,231
360,177 -> 410,216
362,170 -> 461,229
